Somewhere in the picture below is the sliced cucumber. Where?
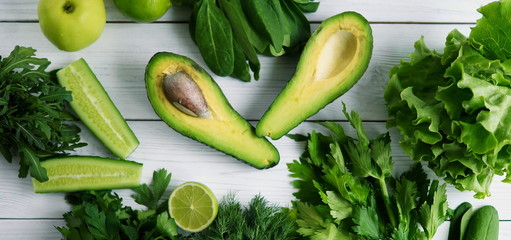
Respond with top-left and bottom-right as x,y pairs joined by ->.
57,58 -> 139,159
32,156 -> 143,193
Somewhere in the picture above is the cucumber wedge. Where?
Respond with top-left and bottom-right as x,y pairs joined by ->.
32,156 -> 143,193
57,58 -> 139,159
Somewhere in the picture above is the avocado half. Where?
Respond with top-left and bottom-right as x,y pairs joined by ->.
145,52 -> 279,169
256,12 -> 373,140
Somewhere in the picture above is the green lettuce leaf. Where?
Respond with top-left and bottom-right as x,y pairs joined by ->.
469,0 -> 511,60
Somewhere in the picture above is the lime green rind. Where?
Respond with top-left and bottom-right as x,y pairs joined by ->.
57,58 -> 139,159
32,156 -> 143,193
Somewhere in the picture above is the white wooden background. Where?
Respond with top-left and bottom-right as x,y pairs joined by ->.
0,0 -> 508,239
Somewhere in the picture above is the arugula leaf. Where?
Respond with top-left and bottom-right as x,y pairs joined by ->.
0,46 -> 85,182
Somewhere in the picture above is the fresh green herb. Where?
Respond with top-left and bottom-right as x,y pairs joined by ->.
192,193 -> 299,240
57,169 -> 183,240
188,0 -> 315,81
288,104 -> 450,239
384,0 -> 511,198
0,46 -> 85,182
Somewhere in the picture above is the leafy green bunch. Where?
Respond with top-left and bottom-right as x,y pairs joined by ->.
384,0 -> 511,198
188,0 -> 318,81
58,168 -> 300,240
0,46 -> 85,182
57,169 -> 181,240
288,105 -> 450,239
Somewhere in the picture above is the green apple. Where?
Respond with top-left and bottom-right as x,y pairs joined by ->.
113,0 -> 171,23
38,0 -> 106,52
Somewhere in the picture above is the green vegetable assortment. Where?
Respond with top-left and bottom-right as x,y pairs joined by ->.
58,169 -> 299,240
4,0 -> 511,238
288,105 -> 450,239
189,0 -> 316,81
384,0 -> 511,198
0,46 -> 86,182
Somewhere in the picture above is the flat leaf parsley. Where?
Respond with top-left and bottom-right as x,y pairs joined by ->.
288,104 -> 450,239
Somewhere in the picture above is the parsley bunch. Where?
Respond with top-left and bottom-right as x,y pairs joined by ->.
288,104 -> 451,239
0,46 -> 85,182
58,169 -> 183,240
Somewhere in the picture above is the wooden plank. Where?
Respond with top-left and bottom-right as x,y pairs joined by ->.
1,218 -> 510,239
1,121 -> 511,220
0,219 -> 65,239
0,22 -> 473,121
0,0 -> 495,23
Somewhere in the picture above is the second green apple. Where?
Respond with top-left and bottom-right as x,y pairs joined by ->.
113,0 -> 171,22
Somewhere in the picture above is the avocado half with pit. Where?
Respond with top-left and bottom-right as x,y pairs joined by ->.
145,52 -> 279,169
256,11 -> 373,140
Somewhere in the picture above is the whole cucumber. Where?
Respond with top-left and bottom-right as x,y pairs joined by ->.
463,205 -> 499,240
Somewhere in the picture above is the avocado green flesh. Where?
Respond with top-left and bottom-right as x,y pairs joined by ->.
145,52 -> 279,169
256,11 -> 373,140
57,58 -> 139,159
32,156 -> 143,193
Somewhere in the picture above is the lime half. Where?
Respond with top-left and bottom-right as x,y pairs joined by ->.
168,182 -> 218,232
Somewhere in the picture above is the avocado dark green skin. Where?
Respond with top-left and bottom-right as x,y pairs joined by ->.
256,11 -> 373,140
145,52 -> 280,169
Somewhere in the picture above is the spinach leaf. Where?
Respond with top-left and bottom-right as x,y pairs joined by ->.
219,0 -> 261,80
280,0 -> 311,53
448,202 -> 473,240
242,0 -> 284,54
231,40 -> 251,82
188,0 -> 202,43
293,0 -> 320,13
195,0 -> 234,76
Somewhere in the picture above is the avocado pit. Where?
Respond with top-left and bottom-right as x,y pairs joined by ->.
315,30 -> 358,81
162,71 -> 210,118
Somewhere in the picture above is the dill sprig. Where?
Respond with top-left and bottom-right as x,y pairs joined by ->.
192,193 -> 299,240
